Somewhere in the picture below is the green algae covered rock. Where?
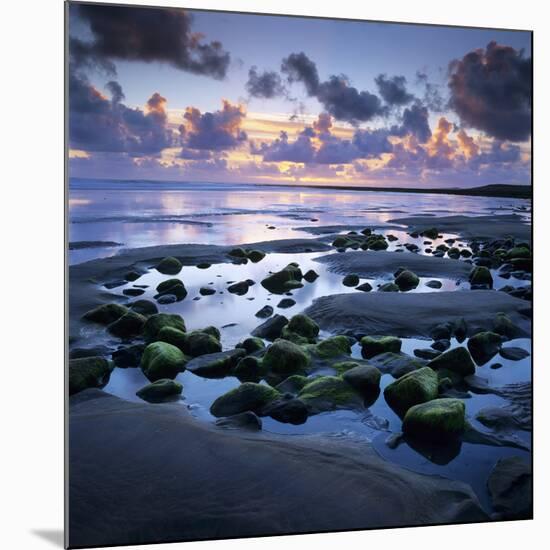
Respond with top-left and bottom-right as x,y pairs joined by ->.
361,336 -> 401,359
394,270 -> 420,291
261,264 -> 303,294
156,326 -> 187,351
342,364 -> 381,395
233,356 -> 266,382
403,398 -> 466,440
140,341 -> 188,381
298,375 -> 363,413
314,335 -> 352,358
83,303 -> 128,325
182,331 -> 222,357
143,313 -> 186,342
136,379 -> 183,402
69,356 -> 113,395
107,311 -> 146,338
262,339 -> 310,375
469,266 -> 493,288
210,382 -> 280,417
236,337 -> 265,354
285,314 -> 319,343
156,256 -> 182,275
384,366 -> 438,416
467,331 -> 502,365
427,346 -> 476,377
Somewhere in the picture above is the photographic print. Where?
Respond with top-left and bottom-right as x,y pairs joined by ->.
66,2 -> 532,547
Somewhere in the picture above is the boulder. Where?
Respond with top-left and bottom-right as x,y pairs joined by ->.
469,266 -> 493,288
342,274 -> 360,287
275,374 -> 309,394
427,347 -> 476,377
215,411 -> 262,431
467,331 -> 502,365
378,282 -> 399,292
107,311 -> 146,338
129,299 -> 158,316
82,303 -> 128,325
261,264 -> 303,294
186,349 -> 246,378
210,382 -> 280,417
426,280 -> 443,289
303,269 -> 319,283
394,270 -> 420,291
493,312 -> 522,339
431,339 -> 451,352
247,250 -> 266,263
233,356 -> 265,382
251,314 -> 288,340
262,396 -> 309,425
403,398 -> 466,440
199,287 -> 216,296
314,335 -> 352,358
156,256 -> 182,275
68,356 -> 113,395
143,313 -> 186,342
342,365 -> 381,396
499,347 -> 530,361
155,278 -> 187,301
384,367 -> 439,416
413,349 -> 440,360
369,352 -> 424,378
421,228 -> 439,240
182,331 -> 222,357
123,288 -> 145,297
140,342 -> 188,381
277,298 -> 296,309
156,326 -> 187,351
111,344 -> 145,368
228,247 -> 248,258
360,336 -> 402,359
227,281 -> 251,295
453,317 -> 468,343
136,379 -> 183,402
356,282 -> 373,292
285,314 -> 319,343
262,339 -> 310,375
236,337 -> 265,354
254,305 -> 274,319
298,376 -> 363,413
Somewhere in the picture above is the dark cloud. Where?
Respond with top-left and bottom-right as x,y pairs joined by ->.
251,131 -> 315,164
72,3 -> 230,79
246,67 -> 286,99
182,101 -> 247,151
375,74 -> 414,106
352,129 -> 393,157
415,71 -> 445,112
448,41 -> 531,141
281,52 -> 320,96
391,103 -> 432,143
69,72 -> 173,154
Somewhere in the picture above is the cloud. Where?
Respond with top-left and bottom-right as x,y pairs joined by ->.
375,74 -> 414,106
415,71 -> 445,112
182,100 -> 247,151
251,131 -> 315,163
69,72 -> 174,154
246,67 -> 286,99
448,41 -> 531,141
456,129 -> 479,159
391,102 -> 432,143
71,3 -> 230,79
352,129 -> 393,157
281,52 -> 320,96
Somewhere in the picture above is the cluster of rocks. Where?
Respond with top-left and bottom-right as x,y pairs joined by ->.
227,248 -> 266,264
331,229 -> 389,252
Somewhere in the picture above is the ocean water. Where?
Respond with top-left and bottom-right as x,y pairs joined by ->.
69,179 -> 532,512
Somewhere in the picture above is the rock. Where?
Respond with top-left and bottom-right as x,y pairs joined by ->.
378,282 -> 399,292
182,331 -> 222,357
237,337 -> 265,354
233,356 -> 265,382
82,303 -> 128,325
421,227 -> 439,240
227,281 -> 250,295
129,299 -> 158,316
277,298 -> 296,309
228,247 -> 247,258
262,339 -> 310,375
430,322 -> 453,341
490,362 -> 503,370
111,344 -> 145,368
431,339 -> 451,352
469,266 -> 493,288
356,282 -> 373,292
156,326 -> 187,351
252,314 -> 288,340
427,347 -> 476,377
107,311 -> 146,338
342,274 -> 360,287
155,279 -> 187,301
447,247 -> 460,259
68,356 -> 113,395
186,349 -> 246,378
261,264 -> 302,294
384,367 -> 439,416
413,348 -> 440,360
403,398 -> 466,440
460,249 -> 472,258
122,288 -> 145,297
360,336 -> 402,359
247,250 -> 266,263
314,335 -> 352,358
284,314 -> 319,343
493,312 -> 522,339
140,341 -> 188,381
426,280 -> 442,289
505,247 -> 531,260
342,365 -> 381,395
499,346 -> 530,361
298,376 -> 363,413
157,294 -> 177,305
369,352 -> 424,378
210,383 -> 280,417
467,331 -> 502,365
143,313 -> 186,342
124,270 -> 142,282
283,280 -> 303,291
369,238 -> 388,251
199,287 -> 216,296
196,262 -> 211,269
275,374 -> 309,394
395,270 -> 420,291
255,305 -> 274,318
136,379 -> 183,402
453,318 -> 468,343
263,396 -> 309,424
215,411 -> 262,431
156,256 -> 182,275
303,269 -> 319,283
487,457 -> 532,519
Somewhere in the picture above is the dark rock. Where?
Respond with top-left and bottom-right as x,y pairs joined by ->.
186,349 -> 246,378
107,311 -> 146,339
426,280 -> 443,289
298,376 -> 364,413
129,300 -> 158,316
112,344 -> 145,368
155,278 -> 187,301
143,313 -> 186,342
215,411 -> 262,431
236,337 -> 265,354
199,287 -> 216,296
136,379 -> 183,402
342,365 -> 381,395
263,396 -> 309,424
356,282 -> 373,292
369,352 -> 424,378
156,256 -> 182,275
69,356 -> 113,395
284,314 -> 319,342
140,342 -> 188,382
469,266 -> 493,288
431,339 -> 451,352
210,383 -> 280,417
499,346 -> 530,361
252,314 -> 289,340
303,269 -> 319,283
157,294 -> 177,304
378,282 -> 399,292
384,367 -> 439,416
277,298 -> 296,309
427,347 -> 476,377
467,331 -> 502,365
69,346 -> 112,360
82,303 -> 128,325
453,318 -> 468,343
255,305 -> 274,318
275,374 -> 309,394
360,336 -> 401,359
233,356 -> 265,382
414,348 -> 440,360
227,280 -> 251,295
261,264 -> 302,294
403,398 -> 466,440
342,274 -> 360,287
122,288 -> 145,297
182,331 -> 222,357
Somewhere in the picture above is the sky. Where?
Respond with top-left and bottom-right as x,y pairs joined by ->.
68,2 -> 532,188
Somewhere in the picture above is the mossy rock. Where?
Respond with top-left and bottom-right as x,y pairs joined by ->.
447,247 -> 460,259
182,331 -> 222,357
107,311 -> 146,339
237,337 -> 265,354
233,356 -> 266,382
210,382 -> 280,417
280,327 -> 310,345
379,282 -> 399,292
469,266 -> 493,287
467,331 -> 502,365
384,367 -> 439,416
403,398 -> 466,441
332,236 -> 353,248
275,374 -> 309,394
505,247 -> 531,260
130,299 -> 158,316
262,339 -> 310,375
155,278 -> 187,301
342,365 -> 381,395
186,349 -> 245,378
360,336 -> 401,359
247,249 -> 266,263
196,262 -> 211,269
156,326 -> 187,351
394,270 -> 419,291
227,280 -> 251,295
68,356 -> 113,395
343,274 -> 360,287
251,314 -> 288,340
143,313 -> 186,342
427,347 -> 476,377
82,303 -> 128,325
285,314 -> 319,342
228,247 -> 248,258
136,379 -> 183,402
421,228 -> 439,240
156,256 -> 182,275
493,312 -> 520,339
201,325 -> 221,340
453,317 -> 468,343
298,376 -> 363,413
369,352 -> 424,378
261,264 -> 303,294
312,335 -> 352,359
140,341 -> 188,381
331,360 -> 361,375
